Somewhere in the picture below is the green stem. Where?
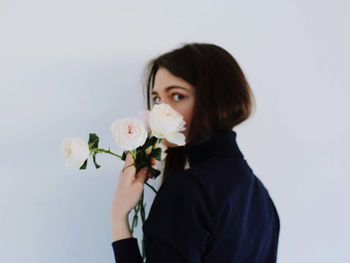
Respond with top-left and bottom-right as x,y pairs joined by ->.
145,182 -> 158,194
131,205 -> 139,233
93,148 -> 122,158
123,163 -> 135,170
140,190 -> 146,261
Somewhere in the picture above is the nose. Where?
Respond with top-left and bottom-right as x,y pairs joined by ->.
158,97 -> 171,105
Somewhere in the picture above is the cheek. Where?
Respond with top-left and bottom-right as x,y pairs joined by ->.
178,108 -> 193,129
173,99 -> 195,130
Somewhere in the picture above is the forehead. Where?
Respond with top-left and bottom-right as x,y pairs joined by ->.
152,67 -> 193,94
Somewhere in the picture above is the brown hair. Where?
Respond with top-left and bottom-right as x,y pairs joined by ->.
141,42 -> 256,183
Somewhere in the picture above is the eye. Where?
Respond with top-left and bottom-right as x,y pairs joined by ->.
152,93 -> 185,104
152,96 -> 160,104
173,93 -> 185,101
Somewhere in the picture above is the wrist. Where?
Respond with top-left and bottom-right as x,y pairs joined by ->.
110,205 -> 130,221
110,212 -> 129,222
110,213 -> 132,242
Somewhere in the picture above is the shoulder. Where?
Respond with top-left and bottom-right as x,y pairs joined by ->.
189,154 -> 255,197
185,155 -> 259,220
187,155 -> 279,233
189,154 -> 279,221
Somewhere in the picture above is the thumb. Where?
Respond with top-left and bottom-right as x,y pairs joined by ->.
135,167 -> 148,184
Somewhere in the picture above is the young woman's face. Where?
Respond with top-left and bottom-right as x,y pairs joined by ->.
152,67 -> 195,147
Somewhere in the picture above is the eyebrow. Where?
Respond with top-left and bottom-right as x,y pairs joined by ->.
152,85 -> 188,95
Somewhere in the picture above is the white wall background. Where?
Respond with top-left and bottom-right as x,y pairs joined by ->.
1,0 -> 349,262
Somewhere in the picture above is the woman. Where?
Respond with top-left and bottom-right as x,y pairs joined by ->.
110,43 -> 280,263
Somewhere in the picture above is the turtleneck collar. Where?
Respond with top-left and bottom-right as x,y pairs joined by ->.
183,130 -> 244,167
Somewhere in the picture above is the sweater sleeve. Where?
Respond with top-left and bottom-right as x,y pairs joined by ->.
112,237 -> 143,263
111,171 -> 213,263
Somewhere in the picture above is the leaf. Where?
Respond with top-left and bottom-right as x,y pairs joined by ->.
79,159 -> 88,169
149,166 -> 161,179
150,147 -> 162,161
92,152 -> 101,169
142,136 -> 157,151
135,151 -> 147,168
136,150 -> 146,160
131,149 -> 137,156
88,133 -> 99,148
121,150 -> 127,161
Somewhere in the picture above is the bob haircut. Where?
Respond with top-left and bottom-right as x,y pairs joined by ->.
142,42 -> 256,182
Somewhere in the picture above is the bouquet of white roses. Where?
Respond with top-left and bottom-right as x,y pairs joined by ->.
60,103 -> 186,260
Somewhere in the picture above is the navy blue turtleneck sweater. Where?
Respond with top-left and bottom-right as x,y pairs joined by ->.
111,130 -> 280,263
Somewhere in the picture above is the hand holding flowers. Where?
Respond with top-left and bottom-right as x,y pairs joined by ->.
60,103 -> 186,261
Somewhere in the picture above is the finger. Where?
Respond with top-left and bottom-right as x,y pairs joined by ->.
122,153 -> 134,171
150,157 -> 157,166
122,164 -> 134,174
135,167 -> 148,184
122,153 -> 135,176
125,152 -> 133,164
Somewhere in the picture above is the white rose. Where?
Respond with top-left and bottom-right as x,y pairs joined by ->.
60,137 -> 90,169
149,103 -> 186,146
137,109 -> 151,132
110,117 -> 148,150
